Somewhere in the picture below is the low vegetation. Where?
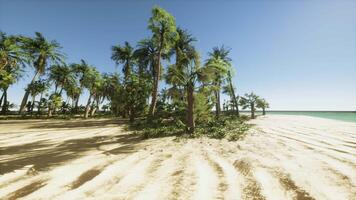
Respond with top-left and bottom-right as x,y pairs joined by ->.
0,6 -> 269,140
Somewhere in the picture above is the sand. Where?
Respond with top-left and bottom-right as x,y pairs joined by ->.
0,115 -> 355,200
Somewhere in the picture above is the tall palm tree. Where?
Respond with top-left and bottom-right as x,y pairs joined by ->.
257,98 -> 269,115
226,70 -> 239,117
166,29 -> 214,134
134,38 -> 157,84
19,32 -> 65,114
240,92 -> 259,119
71,59 -> 90,112
147,6 -> 179,118
205,46 -> 232,118
111,41 -> 136,83
81,66 -> 102,118
0,32 -> 27,113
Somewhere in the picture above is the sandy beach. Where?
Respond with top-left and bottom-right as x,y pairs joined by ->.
0,115 -> 355,200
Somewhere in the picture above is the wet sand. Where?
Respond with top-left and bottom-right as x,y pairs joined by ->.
0,115 -> 355,200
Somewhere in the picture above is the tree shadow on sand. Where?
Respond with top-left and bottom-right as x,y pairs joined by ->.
0,120 -> 143,175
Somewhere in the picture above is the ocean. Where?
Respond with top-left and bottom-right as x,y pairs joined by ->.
266,111 -> 356,123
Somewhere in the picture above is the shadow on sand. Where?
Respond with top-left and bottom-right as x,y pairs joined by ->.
0,119 -> 143,175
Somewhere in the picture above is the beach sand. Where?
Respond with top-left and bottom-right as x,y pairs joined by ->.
0,115 -> 355,200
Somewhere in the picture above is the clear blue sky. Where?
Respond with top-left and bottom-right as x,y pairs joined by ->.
1,0 -> 355,110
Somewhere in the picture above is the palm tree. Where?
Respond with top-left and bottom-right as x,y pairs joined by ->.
111,41 -> 136,83
0,32 -> 27,113
205,46 -> 232,118
166,29 -> 215,134
225,70 -> 239,117
71,60 -> 90,112
147,6 -> 179,118
240,92 -> 259,119
19,32 -> 65,114
0,32 -> 28,70
257,98 -> 269,115
48,64 -> 73,95
81,66 -> 102,118
134,38 -> 157,86
47,93 -> 62,117
26,79 -> 48,114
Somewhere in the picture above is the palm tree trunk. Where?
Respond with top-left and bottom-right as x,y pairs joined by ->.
0,90 -> 4,109
1,88 -> 8,114
186,84 -> 195,134
19,70 -> 40,114
228,71 -> 239,117
84,93 -> 92,118
262,107 -> 266,115
149,34 -> 164,119
215,88 -> 221,118
75,97 -> 80,113
30,96 -> 35,116
90,98 -> 99,117
38,93 -> 43,115
251,103 -> 255,119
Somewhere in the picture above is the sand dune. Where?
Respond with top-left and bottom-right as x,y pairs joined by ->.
0,115 -> 355,200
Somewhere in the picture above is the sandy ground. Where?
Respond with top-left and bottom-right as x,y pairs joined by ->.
0,115 -> 355,200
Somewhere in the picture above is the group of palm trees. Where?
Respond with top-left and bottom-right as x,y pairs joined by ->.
0,6 -> 269,133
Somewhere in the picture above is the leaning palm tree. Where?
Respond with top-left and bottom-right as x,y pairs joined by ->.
71,60 -> 90,112
257,98 -> 269,115
81,66 -> 102,118
239,92 -> 259,119
48,64 -> 73,95
26,79 -> 48,114
19,32 -> 65,114
147,6 -> 179,118
111,41 -> 136,83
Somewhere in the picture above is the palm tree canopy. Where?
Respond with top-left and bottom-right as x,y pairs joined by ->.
0,32 -> 29,70
134,38 -> 158,76
111,41 -> 136,77
240,92 -> 259,109
22,32 -> 65,74
148,6 -> 179,53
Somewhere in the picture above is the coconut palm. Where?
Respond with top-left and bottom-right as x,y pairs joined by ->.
71,60 -> 90,112
0,32 -> 27,113
81,66 -> 102,118
26,79 -> 48,113
257,98 -> 269,115
225,70 -> 239,117
0,32 -> 28,70
166,29 -> 215,134
205,46 -> 232,118
48,64 -> 73,95
111,41 -> 136,83
147,6 -> 179,118
47,93 -> 62,117
19,32 -> 65,114
134,38 -> 157,88
240,92 -> 259,119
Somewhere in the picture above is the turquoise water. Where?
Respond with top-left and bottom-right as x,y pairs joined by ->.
265,111 -> 356,123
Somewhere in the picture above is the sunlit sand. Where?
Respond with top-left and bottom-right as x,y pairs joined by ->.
1,115 -> 355,199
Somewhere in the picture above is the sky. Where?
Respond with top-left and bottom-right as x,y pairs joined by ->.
0,0 -> 355,111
